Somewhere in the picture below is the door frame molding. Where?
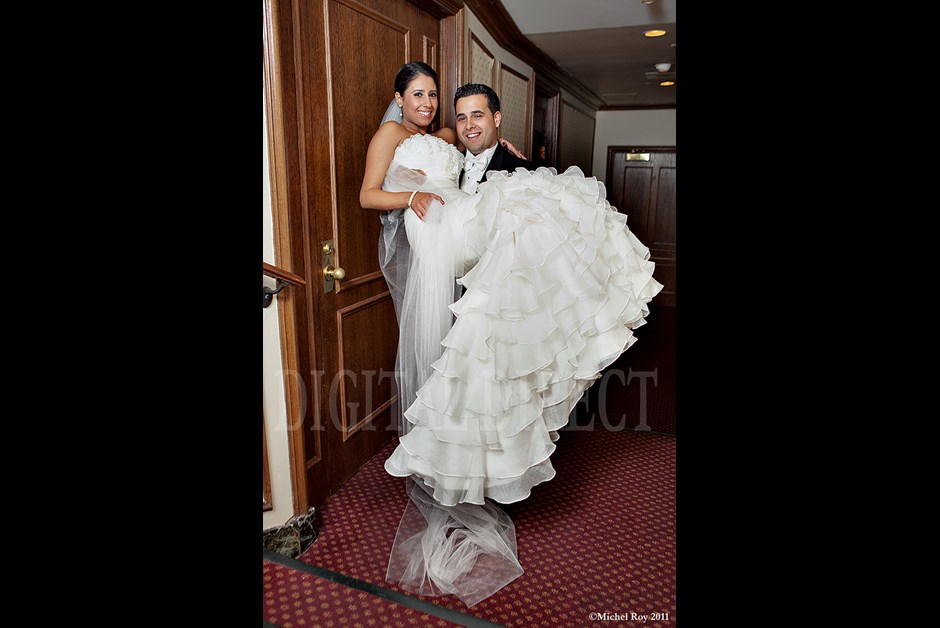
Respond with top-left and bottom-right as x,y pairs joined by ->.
264,0 -> 320,515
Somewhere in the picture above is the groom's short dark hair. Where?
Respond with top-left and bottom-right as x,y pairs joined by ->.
454,83 -> 501,114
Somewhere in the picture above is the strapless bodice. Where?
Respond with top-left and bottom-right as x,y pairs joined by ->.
388,133 -> 464,187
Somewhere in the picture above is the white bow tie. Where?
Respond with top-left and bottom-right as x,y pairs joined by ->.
464,152 -> 489,171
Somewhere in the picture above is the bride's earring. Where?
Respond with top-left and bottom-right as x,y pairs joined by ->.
398,105 -> 403,119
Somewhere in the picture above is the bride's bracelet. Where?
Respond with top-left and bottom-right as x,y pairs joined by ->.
407,190 -> 419,208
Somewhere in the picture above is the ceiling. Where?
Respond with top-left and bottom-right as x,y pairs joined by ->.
498,0 -> 676,108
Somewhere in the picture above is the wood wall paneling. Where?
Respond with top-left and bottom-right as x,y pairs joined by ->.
335,293 -> 398,441
463,0 -> 601,111
469,32 -> 496,86
497,63 -> 531,157
423,35 -> 438,70
438,11 -> 463,131
406,0 -> 463,18
533,79 -> 559,168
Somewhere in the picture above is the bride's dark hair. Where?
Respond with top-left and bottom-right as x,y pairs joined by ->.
394,61 -> 438,95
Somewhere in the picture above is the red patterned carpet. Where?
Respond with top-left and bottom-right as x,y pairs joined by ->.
263,559 -> 465,627
297,427 -> 676,626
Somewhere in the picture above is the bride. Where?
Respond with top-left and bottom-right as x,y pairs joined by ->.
360,61 -> 662,606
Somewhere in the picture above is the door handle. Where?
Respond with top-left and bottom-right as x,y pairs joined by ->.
322,240 -> 345,293
325,265 -> 346,280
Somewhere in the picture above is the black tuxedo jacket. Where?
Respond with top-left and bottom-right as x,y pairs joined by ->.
459,143 -> 532,190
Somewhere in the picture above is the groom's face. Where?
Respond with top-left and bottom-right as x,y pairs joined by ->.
455,94 -> 501,156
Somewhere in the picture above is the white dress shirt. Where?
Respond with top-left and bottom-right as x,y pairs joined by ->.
461,145 -> 497,194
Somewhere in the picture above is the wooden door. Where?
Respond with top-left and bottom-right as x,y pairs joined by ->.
606,147 -> 676,306
532,78 -> 559,169
265,0 -> 460,513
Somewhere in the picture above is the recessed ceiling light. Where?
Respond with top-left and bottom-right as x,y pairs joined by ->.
644,30 -> 667,37
659,81 -> 675,86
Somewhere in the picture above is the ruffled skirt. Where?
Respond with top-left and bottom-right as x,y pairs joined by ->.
385,166 -> 663,506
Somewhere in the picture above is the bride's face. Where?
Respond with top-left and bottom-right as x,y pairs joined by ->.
396,75 -> 438,131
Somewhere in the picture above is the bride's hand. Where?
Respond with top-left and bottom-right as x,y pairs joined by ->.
409,191 -> 444,221
500,138 -> 527,160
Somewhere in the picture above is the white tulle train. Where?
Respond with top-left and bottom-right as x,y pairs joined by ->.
386,479 -> 523,607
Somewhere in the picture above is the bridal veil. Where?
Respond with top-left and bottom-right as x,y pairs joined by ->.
375,99 -> 523,606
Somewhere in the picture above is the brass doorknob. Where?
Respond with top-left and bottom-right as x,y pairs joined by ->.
324,265 -> 346,280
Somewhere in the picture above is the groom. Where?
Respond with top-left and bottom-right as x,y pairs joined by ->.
454,83 -> 531,194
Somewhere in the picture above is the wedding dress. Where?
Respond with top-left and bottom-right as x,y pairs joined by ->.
382,133 -> 663,504
377,132 -> 663,606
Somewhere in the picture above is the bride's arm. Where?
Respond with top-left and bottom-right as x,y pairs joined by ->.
360,123 -> 443,220
360,123 -> 415,211
500,137 -> 526,159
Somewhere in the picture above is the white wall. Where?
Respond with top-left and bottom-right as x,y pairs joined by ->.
263,86 -> 295,530
591,109 -> 676,184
